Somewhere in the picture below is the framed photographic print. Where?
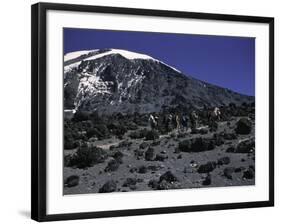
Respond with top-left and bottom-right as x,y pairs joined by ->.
31,2 -> 274,222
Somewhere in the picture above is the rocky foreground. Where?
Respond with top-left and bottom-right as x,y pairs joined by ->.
63,105 -> 255,194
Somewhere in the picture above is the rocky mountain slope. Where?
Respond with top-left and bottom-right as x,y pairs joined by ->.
64,49 -> 254,114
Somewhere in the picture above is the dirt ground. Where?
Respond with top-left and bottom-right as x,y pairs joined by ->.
64,117 -> 255,195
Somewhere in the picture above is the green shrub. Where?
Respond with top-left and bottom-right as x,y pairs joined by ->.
178,137 -> 215,152
86,124 -> 110,140
129,129 -> 148,139
145,130 -> 160,140
67,146 -> 108,168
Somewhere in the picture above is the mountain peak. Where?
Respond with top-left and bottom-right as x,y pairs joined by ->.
64,49 -> 154,62
64,48 -> 254,114
64,48 -> 181,73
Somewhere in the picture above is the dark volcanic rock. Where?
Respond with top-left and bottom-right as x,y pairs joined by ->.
235,118 -> 252,135
199,128 -> 209,135
151,140 -> 161,146
212,134 -> 224,146
134,148 -> 144,159
122,178 -> 137,187
138,165 -> 148,174
235,139 -> 255,153
118,140 -> 132,148
64,175 -> 79,187
155,154 -> 168,161
129,167 -> 138,173
159,171 -> 178,183
112,151 -> 124,164
217,156 -> 231,166
145,147 -> 155,161
197,161 -> 217,173
147,165 -> 161,171
148,179 -> 158,189
99,180 -> 117,193
243,168 -> 255,179
223,167 -> 235,179
157,180 -> 179,190
234,167 -> 245,173
226,146 -> 235,153
202,174 -> 212,185
139,142 -> 149,149
222,132 -> 237,140
104,159 -> 119,172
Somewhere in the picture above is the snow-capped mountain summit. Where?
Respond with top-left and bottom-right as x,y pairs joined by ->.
64,49 -> 253,114
64,48 -> 180,73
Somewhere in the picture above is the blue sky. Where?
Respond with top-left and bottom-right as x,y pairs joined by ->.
64,28 -> 255,96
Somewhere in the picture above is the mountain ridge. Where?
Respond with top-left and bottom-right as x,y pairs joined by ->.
64,49 -> 254,115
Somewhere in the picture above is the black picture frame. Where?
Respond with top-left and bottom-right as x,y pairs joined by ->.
31,2 -> 274,222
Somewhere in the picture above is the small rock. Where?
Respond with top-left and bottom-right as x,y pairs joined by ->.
235,139 -> 255,153
243,168 -> 254,179
139,142 -> 149,149
197,161 -> 217,173
159,171 -> 178,183
145,147 -> 155,161
112,151 -> 123,164
223,167 -> 235,179
202,174 -> 211,185
234,167 -> 245,173
148,179 -> 158,189
122,178 -> 137,187
99,180 -> 117,193
226,146 -> 235,153
104,159 -> 119,172
217,156 -> 231,166
129,167 -> 138,173
155,154 -> 168,161
64,175 -> 79,188
138,165 -> 148,174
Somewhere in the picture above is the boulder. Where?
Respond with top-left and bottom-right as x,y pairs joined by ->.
99,180 -> 117,193
148,179 -> 158,189
145,147 -> 155,161
223,132 -> 237,140
64,175 -> 79,187
217,156 -> 231,166
223,167 -> 235,179
202,174 -> 212,185
235,118 -> 252,135
159,171 -> 178,183
157,180 -> 179,190
243,167 -> 255,179
138,165 -> 148,174
122,178 -> 137,187
197,161 -> 217,173
155,154 -> 168,161
139,142 -> 149,149
235,139 -> 255,153
104,159 -> 119,172
212,134 -> 224,146
112,151 -> 123,164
